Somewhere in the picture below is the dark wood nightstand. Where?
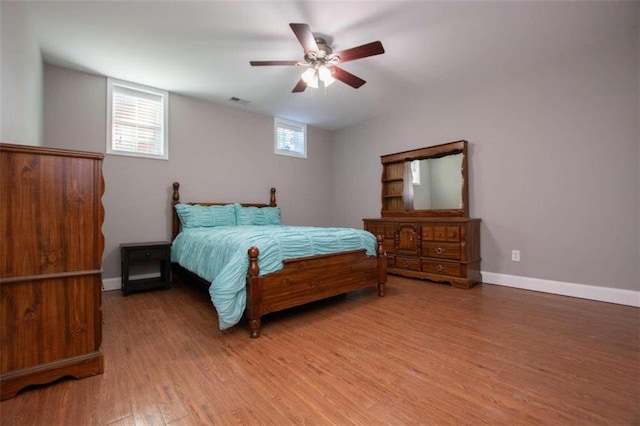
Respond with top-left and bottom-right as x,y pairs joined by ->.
120,241 -> 172,296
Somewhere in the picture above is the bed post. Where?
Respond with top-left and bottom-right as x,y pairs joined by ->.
171,182 -> 181,241
377,235 -> 387,297
246,246 -> 263,338
270,187 -> 277,207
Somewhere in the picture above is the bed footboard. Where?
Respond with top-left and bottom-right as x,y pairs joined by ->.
245,236 -> 387,338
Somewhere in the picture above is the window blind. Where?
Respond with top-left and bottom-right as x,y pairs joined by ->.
107,79 -> 168,160
112,84 -> 164,155
274,118 -> 306,158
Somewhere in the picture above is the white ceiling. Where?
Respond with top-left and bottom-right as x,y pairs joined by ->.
23,1 -> 633,130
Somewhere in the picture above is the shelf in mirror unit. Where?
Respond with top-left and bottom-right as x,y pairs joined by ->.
382,197 -> 404,212
382,178 -> 403,190
382,162 -> 404,181
382,169 -> 405,211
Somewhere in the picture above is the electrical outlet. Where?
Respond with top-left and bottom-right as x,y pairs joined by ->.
511,250 -> 520,262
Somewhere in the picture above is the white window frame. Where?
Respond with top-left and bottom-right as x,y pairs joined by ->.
106,78 -> 169,160
274,117 -> 307,159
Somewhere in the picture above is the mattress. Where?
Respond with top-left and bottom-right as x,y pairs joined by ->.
171,225 -> 377,329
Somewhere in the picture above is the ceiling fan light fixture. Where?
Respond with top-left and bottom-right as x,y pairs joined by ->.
318,65 -> 335,87
301,68 -> 319,88
250,23 -> 384,93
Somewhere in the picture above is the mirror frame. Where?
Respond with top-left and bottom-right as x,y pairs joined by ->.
380,140 -> 469,218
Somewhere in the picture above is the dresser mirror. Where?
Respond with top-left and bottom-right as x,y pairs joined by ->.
380,140 -> 468,217
367,139 -> 480,289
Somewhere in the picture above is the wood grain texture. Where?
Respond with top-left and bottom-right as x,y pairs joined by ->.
248,249 -> 383,318
365,217 -> 482,289
0,276 -> 637,424
0,144 -> 104,277
0,143 -> 104,400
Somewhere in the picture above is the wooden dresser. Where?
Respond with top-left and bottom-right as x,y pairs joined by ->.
364,217 -> 481,289
366,140 -> 482,289
0,143 -> 105,400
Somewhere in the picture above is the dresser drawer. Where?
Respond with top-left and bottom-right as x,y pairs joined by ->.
383,224 -> 396,240
127,247 -> 169,262
422,242 -> 461,260
422,226 -> 460,242
365,223 -> 382,237
386,254 -> 396,269
365,224 -> 396,241
395,256 -> 421,271
422,260 -> 462,277
382,240 -> 396,255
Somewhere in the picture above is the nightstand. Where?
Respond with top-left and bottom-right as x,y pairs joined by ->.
120,241 -> 172,296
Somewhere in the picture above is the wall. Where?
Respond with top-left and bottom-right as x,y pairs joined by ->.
43,64 -> 333,280
332,21 -> 639,296
0,2 -> 43,146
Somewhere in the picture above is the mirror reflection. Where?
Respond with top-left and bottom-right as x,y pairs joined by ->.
380,140 -> 469,217
404,154 -> 463,210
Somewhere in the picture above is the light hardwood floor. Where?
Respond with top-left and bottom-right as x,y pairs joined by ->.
1,276 -> 638,425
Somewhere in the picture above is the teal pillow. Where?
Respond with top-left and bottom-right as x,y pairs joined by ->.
235,204 -> 281,225
175,203 -> 236,228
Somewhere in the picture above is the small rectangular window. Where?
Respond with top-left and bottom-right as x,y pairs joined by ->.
274,117 -> 306,158
107,78 -> 169,160
411,160 -> 421,185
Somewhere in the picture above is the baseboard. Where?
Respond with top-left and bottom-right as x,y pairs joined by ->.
102,273 -> 161,292
482,271 -> 640,307
102,277 -> 121,292
103,272 -> 639,308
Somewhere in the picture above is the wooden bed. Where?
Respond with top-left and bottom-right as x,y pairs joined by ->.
170,182 -> 387,337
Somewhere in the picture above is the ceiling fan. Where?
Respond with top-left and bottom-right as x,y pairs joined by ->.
250,23 -> 385,93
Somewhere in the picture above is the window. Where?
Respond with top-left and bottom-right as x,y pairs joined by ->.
411,160 -> 421,185
107,78 -> 169,160
274,117 -> 306,158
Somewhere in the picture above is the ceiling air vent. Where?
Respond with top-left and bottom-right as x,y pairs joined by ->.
229,97 -> 250,106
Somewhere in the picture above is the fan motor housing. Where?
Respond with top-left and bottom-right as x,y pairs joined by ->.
305,37 -> 333,63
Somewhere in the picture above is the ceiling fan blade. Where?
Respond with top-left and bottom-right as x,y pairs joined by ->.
331,67 -> 366,89
250,60 -> 299,66
292,79 -> 307,93
289,23 -> 319,54
332,41 -> 385,63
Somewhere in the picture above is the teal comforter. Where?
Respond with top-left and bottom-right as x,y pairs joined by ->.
171,225 -> 377,330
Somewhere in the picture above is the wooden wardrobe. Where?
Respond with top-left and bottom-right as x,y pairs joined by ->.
0,143 -> 105,400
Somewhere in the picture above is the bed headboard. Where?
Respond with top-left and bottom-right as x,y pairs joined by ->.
171,182 -> 277,241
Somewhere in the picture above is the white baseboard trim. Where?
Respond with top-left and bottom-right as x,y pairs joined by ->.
102,277 -> 121,292
482,271 -> 640,308
103,271 -> 639,307
102,273 -> 162,292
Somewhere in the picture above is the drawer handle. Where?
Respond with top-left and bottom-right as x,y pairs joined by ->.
435,247 -> 445,255
403,260 -> 409,267
146,252 -> 151,257
436,264 -> 444,272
